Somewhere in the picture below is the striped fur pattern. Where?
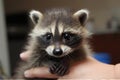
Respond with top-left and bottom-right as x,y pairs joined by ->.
14,8 -> 92,80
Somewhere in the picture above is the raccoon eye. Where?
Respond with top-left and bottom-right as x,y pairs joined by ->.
63,33 -> 71,40
46,33 -> 52,40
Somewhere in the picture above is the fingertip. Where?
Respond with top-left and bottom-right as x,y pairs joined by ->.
20,52 -> 26,60
20,53 -> 24,59
20,51 -> 30,60
24,70 -> 32,78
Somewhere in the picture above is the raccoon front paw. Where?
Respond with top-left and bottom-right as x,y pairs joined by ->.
49,63 -> 69,76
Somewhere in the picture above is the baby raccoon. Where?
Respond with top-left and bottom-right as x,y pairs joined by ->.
14,8 -> 92,80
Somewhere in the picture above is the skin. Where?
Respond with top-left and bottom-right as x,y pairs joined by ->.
20,51 -> 120,79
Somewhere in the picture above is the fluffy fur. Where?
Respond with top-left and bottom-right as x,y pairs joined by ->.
14,8 -> 92,80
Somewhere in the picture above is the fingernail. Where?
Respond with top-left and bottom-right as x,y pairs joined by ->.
24,71 -> 31,77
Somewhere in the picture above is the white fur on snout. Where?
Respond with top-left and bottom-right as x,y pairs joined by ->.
45,45 -> 55,56
45,45 -> 72,58
61,45 -> 72,56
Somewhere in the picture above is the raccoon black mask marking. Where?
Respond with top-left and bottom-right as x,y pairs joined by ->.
14,8 -> 92,80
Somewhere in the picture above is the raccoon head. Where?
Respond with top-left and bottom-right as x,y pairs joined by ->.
29,9 -> 89,58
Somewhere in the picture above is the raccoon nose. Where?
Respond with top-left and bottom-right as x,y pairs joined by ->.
53,48 -> 63,56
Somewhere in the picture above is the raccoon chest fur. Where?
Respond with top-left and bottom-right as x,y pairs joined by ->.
14,8 -> 92,80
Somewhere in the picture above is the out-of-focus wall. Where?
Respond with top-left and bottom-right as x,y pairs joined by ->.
4,0 -> 120,33
0,0 -> 10,76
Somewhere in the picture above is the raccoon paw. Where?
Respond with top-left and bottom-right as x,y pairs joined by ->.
49,63 -> 68,76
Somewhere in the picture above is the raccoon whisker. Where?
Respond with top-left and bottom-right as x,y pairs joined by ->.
65,53 -> 72,60
63,49 -> 73,60
68,51 -> 74,60
70,54 -> 74,60
64,48 -> 67,51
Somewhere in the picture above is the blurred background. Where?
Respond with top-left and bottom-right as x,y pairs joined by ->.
0,0 -> 120,78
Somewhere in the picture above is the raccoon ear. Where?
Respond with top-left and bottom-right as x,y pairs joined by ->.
73,9 -> 89,26
29,10 -> 43,24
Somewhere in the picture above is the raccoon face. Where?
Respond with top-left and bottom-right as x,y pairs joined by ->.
29,9 -> 89,57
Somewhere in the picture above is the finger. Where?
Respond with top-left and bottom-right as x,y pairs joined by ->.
20,51 -> 31,61
24,67 -> 58,78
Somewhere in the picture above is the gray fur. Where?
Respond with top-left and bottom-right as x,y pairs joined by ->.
14,8 -> 92,80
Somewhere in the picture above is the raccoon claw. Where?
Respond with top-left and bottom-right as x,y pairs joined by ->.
56,65 -> 68,76
49,63 -> 68,76
49,64 -> 56,74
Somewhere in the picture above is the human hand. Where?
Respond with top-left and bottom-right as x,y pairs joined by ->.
20,52 -> 115,79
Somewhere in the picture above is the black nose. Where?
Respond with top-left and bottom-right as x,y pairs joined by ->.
53,48 -> 63,56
